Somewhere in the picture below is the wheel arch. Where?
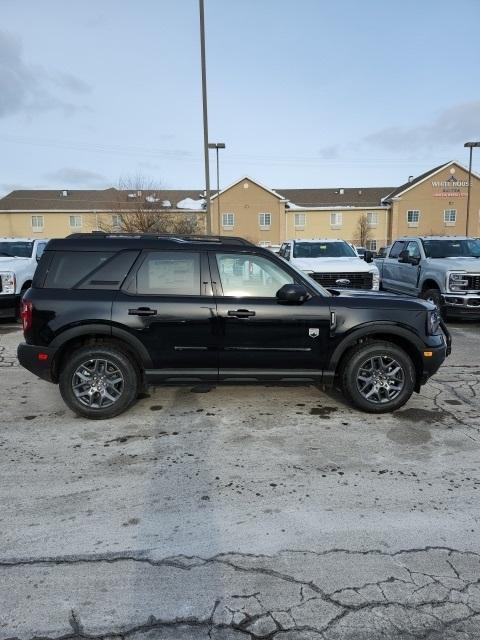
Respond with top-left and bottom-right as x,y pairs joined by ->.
50,325 -> 152,382
421,278 -> 442,292
326,324 -> 424,391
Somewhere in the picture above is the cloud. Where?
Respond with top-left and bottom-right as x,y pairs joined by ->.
43,167 -> 107,187
0,30 -> 89,118
363,101 -> 480,152
318,145 -> 340,160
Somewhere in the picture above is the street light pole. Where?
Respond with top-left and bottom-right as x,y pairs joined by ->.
464,141 -> 480,236
208,142 -> 225,235
199,0 -> 211,235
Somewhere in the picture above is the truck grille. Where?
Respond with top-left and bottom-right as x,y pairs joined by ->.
466,275 -> 480,291
310,272 -> 373,290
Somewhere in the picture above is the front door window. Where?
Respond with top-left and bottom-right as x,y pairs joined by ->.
215,253 -> 293,298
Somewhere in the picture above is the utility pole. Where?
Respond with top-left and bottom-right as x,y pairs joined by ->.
464,141 -> 480,236
208,142 -> 225,234
199,0 -> 211,234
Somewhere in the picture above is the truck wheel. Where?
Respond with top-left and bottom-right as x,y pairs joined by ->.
59,345 -> 139,419
420,288 -> 445,318
341,341 -> 415,413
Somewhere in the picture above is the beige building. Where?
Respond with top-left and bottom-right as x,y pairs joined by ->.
0,161 -> 479,248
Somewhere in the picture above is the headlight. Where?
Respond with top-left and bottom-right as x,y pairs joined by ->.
0,272 -> 15,295
371,271 -> 380,291
449,272 -> 468,291
427,309 -> 441,335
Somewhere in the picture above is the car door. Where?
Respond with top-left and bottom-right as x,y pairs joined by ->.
112,249 -> 218,381
381,240 -> 405,292
398,241 -> 422,296
210,250 -> 331,380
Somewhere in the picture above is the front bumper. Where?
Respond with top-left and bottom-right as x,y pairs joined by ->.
442,293 -> 480,317
418,323 -> 450,386
17,343 -> 57,382
0,293 -> 18,318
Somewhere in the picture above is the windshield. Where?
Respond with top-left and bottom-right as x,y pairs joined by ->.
422,238 -> 480,258
280,254 -> 332,296
293,241 -> 357,258
0,241 -> 34,258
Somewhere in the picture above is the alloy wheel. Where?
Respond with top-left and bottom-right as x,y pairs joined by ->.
72,358 -> 124,409
356,355 -> 405,404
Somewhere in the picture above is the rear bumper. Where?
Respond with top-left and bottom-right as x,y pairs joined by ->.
17,343 -> 57,382
0,294 -> 18,318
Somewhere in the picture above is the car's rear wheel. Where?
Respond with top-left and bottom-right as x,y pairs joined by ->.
341,341 -> 415,413
59,345 -> 139,419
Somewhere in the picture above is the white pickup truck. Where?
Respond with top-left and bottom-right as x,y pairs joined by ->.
0,238 -> 48,318
278,238 -> 380,290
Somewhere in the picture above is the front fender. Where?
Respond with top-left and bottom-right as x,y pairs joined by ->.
326,321 -> 425,379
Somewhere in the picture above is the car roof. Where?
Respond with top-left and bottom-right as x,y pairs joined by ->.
397,235 -> 470,241
0,237 -> 42,242
288,238 -> 346,243
45,233 -> 261,253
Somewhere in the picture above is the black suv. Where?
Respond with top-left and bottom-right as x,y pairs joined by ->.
17,233 -> 450,419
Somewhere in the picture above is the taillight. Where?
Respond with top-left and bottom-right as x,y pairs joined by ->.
21,300 -> 33,332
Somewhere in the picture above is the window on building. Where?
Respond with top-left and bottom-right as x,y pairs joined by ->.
31,215 -> 44,232
259,213 -> 271,229
330,212 -> 342,228
222,212 -> 235,229
136,251 -> 201,296
367,212 -> 378,226
407,210 -> 420,226
366,240 -> 377,251
112,214 -> 122,229
69,215 -> 83,228
444,209 -> 457,225
294,213 -> 306,229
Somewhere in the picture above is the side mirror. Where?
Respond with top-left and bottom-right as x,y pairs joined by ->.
276,283 -> 308,304
364,250 -> 373,263
398,250 -> 409,263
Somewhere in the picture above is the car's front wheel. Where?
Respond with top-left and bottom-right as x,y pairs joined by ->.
341,341 -> 415,413
59,345 -> 140,419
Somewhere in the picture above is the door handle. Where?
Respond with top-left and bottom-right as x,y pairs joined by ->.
227,309 -> 256,318
128,307 -> 157,316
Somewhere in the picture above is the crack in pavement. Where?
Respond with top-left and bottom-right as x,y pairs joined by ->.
2,547 -> 480,640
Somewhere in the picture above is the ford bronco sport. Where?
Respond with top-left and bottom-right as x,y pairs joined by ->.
17,233 -> 450,419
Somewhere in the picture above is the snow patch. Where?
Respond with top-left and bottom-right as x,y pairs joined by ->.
177,197 -> 205,210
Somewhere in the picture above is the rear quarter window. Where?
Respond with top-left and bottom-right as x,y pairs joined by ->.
43,251 -> 114,289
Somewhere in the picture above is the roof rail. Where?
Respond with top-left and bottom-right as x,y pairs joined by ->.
66,232 -> 254,245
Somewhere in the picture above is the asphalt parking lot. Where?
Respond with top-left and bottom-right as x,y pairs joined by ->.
1,320 -> 480,640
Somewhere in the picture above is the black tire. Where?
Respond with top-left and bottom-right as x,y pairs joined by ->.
341,341 -> 415,413
420,288 -> 445,319
59,345 -> 140,419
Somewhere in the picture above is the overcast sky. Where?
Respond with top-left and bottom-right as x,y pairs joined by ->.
1,0 -> 479,195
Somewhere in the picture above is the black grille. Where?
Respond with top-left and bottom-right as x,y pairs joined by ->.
310,271 -> 373,290
466,275 -> 480,291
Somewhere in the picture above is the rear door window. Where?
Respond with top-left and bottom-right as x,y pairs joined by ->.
135,251 -> 201,296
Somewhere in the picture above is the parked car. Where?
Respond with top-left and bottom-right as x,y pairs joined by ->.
375,245 -> 389,260
0,238 -> 48,319
18,233 -> 450,419
377,236 -> 480,319
278,238 -> 380,290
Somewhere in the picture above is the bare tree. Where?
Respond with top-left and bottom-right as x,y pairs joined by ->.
355,213 -> 371,247
100,174 -> 202,235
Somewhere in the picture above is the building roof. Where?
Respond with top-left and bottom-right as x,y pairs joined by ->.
0,188 -> 206,211
277,187 -> 394,208
381,162 -> 450,202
